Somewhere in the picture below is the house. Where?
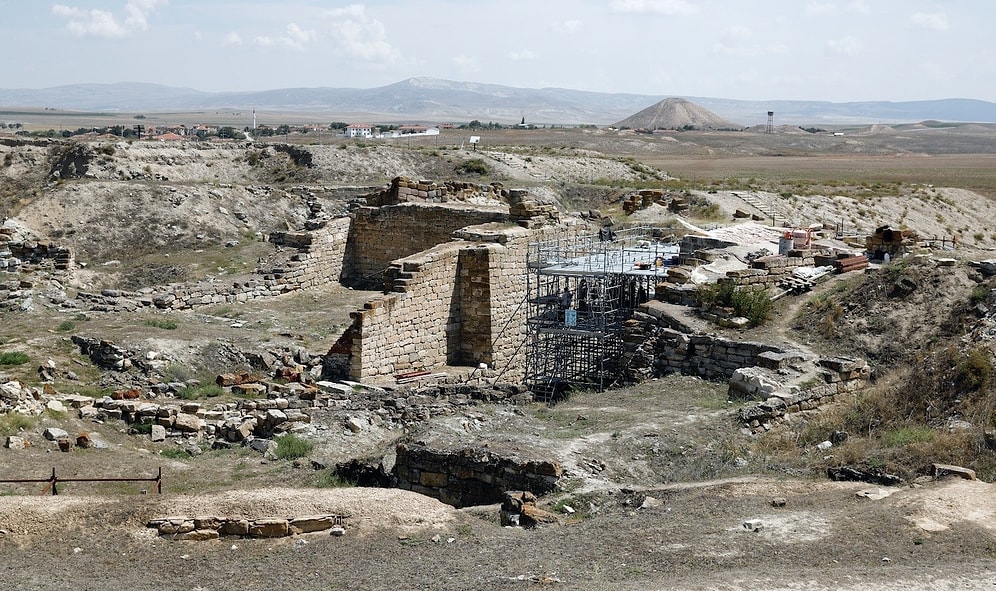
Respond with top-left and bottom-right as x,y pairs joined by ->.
346,124 -> 374,138
397,125 -> 440,136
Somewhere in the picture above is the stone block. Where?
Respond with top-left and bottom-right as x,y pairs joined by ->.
289,515 -> 339,533
249,519 -> 289,538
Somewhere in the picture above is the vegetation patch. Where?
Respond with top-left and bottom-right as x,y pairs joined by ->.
144,318 -> 178,330
0,351 -> 30,366
274,434 -> 314,460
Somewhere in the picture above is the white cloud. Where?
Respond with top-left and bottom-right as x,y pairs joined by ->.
610,0 -> 696,16
827,36 -> 862,56
552,19 -> 582,34
52,0 -> 167,39
508,49 -> 539,61
253,23 -> 314,51
223,31 -> 242,46
323,4 -> 400,64
911,12 -> 949,31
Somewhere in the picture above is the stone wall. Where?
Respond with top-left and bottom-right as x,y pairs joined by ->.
393,442 -> 562,508
346,203 -> 507,286
736,357 -> 870,433
621,301 -> 786,382
337,223 -> 579,383
363,176 -> 507,207
144,216 -> 351,310
346,241 -> 464,379
148,514 -> 346,540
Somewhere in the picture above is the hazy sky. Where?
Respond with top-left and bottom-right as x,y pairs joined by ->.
3,0 -> 993,102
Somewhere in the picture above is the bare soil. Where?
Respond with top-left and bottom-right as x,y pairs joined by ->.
2,126 -> 996,589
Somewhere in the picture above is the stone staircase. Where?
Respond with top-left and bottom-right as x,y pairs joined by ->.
734,191 -> 787,226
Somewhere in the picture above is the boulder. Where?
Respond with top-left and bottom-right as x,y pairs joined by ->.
5,436 -> 26,450
46,400 -> 67,413
150,424 -> 167,442
172,413 -> 202,433
43,427 -> 70,441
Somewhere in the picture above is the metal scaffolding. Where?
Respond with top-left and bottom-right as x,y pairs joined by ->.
525,227 -> 679,401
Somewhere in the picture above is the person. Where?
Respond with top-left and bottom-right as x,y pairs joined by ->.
561,287 -> 573,310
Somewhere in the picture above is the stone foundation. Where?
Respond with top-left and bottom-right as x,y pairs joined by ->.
393,443 -> 562,508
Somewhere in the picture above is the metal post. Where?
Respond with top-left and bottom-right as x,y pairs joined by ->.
50,467 -> 58,496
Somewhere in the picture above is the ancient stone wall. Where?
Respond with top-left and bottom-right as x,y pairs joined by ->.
348,242 -> 464,379
346,203 -> 507,285
363,176 -> 507,207
393,442 -> 562,508
144,216 -> 351,310
622,303 -> 785,381
736,357 -> 870,433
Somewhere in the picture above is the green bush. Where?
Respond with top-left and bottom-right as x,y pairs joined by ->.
274,433 -> 314,460
57,320 -> 76,332
145,318 -> 178,330
731,286 -> 774,327
695,282 -> 772,327
455,158 -> 489,175
0,351 -> 29,366
177,383 -> 224,400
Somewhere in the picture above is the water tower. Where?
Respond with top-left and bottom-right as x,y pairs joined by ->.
766,111 -> 774,134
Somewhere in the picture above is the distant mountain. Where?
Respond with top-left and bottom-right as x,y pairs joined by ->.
1,78 -> 995,125
614,98 -> 742,130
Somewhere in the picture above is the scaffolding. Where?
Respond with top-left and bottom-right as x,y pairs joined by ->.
525,227 -> 679,401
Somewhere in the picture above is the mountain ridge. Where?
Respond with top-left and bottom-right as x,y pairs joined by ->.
1,78 -> 995,125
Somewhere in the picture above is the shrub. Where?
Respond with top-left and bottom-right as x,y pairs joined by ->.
57,320 -> 76,332
695,282 -> 772,327
145,318 -> 178,330
274,434 -> 314,460
731,286 -> 774,327
176,383 -> 223,400
455,158 -> 488,175
0,351 -> 29,366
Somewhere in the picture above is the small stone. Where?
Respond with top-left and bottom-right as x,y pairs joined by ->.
43,427 -> 69,441
330,527 -> 346,537
743,519 -> 764,532
770,497 -> 787,508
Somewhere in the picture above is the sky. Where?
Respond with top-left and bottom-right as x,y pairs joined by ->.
1,0 -> 994,103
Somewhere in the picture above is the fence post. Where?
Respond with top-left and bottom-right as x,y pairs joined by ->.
156,466 -> 163,494
50,467 -> 58,496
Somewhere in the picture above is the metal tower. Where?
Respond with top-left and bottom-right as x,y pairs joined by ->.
766,111 -> 774,134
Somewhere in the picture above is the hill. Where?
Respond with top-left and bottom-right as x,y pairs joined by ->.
613,97 -> 743,130
3,78 -> 996,125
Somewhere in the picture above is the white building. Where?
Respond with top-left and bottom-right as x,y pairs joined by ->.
346,124 -> 374,138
